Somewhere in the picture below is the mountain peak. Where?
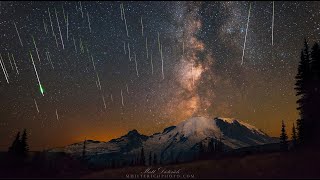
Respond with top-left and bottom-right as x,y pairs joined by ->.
127,129 -> 140,136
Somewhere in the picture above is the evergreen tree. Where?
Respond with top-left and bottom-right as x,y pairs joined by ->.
292,123 -> 297,147
198,141 -> 204,159
140,147 -> 145,166
208,139 -> 214,153
309,42 -> 320,145
280,120 -> 288,151
20,129 -> 29,157
8,131 -> 21,154
82,138 -> 87,159
153,153 -> 157,165
149,152 -> 152,166
295,39 -> 311,145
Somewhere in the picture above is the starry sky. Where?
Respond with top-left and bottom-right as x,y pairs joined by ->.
0,1 -> 319,150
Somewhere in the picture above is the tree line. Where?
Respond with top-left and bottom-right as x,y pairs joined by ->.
280,39 -> 320,150
8,129 -> 29,158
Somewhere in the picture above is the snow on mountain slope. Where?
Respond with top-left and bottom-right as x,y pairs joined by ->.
143,116 -> 275,163
50,116 -> 276,164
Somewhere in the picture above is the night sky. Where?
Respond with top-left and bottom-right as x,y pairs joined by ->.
0,1 -> 318,150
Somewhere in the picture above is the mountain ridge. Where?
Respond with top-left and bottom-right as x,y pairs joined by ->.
49,116 -> 277,165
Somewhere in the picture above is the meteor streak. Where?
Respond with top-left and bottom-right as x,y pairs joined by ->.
102,94 -> 106,109
140,16 -> 144,36
87,12 -> 92,33
48,8 -> 59,48
66,13 -> 69,40
96,72 -> 102,90
134,52 -> 139,77
55,8 -> 65,49
128,43 -> 131,61
122,4 -> 129,37
160,44 -> 164,80
80,38 -> 84,53
43,18 -> 48,34
62,5 -> 67,23
11,54 -> 19,75
150,51 -> 153,75
32,36 -> 41,64
91,55 -> 96,71
0,54 -> 9,83
13,21 -> 23,47
8,53 -> 14,71
73,35 -> 77,53
120,89 -> 124,106
126,83 -> 129,94
157,32 -> 161,54
29,51 -> 44,96
146,37 -> 148,58
241,2 -> 252,66
123,41 -> 126,54
55,109 -> 61,127
34,99 -> 39,113
120,4 -> 123,20
79,1 -> 84,18
272,1 -> 274,46
46,51 -> 54,70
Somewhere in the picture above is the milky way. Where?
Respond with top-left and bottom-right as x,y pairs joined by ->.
0,1 -> 319,150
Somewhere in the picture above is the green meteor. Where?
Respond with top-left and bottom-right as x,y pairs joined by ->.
40,84 -> 45,95
29,51 -> 44,96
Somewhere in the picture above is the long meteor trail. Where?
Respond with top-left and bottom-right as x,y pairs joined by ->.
272,1 -> 274,46
73,35 -> 77,53
121,3 -> 129,37
8,53 -> 14,71
134,52 -> 139,77
79,1 -> 84,18
150,51 -> 153,75
48,8 -> 59,48
157,32 -> 161,54
1,54 -> 9,83
32,36 -> 41,64
146,37 -> 148,58
160,44 -> 164,80
102,94 -> 106,109
11,54 -> 19,75
123,41 -> 126,54
66,13 -> 69,40
0,54 -> 9,83
29,51 -> 44,96
55,8 -> 65,50
13,21 -> 23,47
141,16 -> 144,37
120,4 -> 123,20
241,2 -> 252,66
128,43 -> 131,61
96,72 -> 102,91
43,18 -> 48,34
121,89 -> 124,106
87,12 -> 92,33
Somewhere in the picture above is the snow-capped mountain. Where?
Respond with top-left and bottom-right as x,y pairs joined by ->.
50,117 -> 276,165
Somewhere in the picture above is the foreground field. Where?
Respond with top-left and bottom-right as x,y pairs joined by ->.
83,147 -> 320,179
0,146 -> 319,178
